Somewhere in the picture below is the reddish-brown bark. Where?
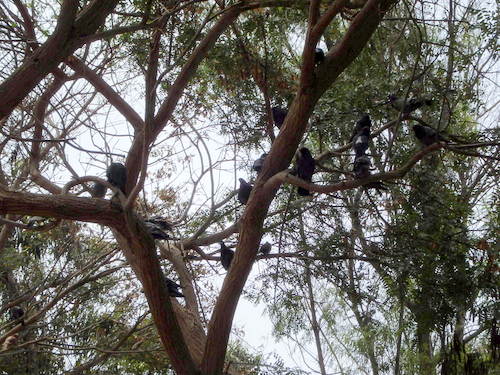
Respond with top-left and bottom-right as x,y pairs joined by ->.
113,218 -> 200,375
201,1 -> 398,373
0,189 -> 122,227
0,1 -> 402,373
0,0 -> 120,120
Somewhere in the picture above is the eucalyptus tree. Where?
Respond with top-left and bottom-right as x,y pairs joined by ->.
0,1 -> 498,375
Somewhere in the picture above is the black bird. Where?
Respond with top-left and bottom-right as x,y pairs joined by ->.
144,220 -> 171,240
388,94 -> 433,114
314,48 -> 325,64
238,178 -> 253,205
166,278 -> 185,298
97,318 -> 114,335
145,216 -> 173,231
349,114 -> 371,141
91,182 -> 107,198
106,163 -> 127,194
412,124 -> 445,146
9,306 -> 24,325
353,126 -> 370,157
353,155 -> 371,179
271,106 -> 287,129
252,153 -> 267,174
259,242 -> 272,255
364,181 -> 388,192
27,216 -> 46,229
220,241 -> 234,270
296,147 -> 315,196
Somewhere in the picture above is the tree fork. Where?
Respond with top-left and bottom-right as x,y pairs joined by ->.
200,0 -> 398,373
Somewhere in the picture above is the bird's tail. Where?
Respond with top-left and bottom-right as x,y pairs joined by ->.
364,182 -> 388,196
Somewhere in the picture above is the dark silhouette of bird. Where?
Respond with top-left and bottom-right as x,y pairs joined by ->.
26,216 -> 46,229
349,114 -> 371,141
271,106 -> 287,129
97,318 -> 114,335
388,94 -> 433,114
145,216 -> 173,231
364,181 -> 388,193
106,163 -> 127,194
144,220 -> 171,240
9,306 -> 24,325
353,126 -> 370,157
220,241 -> 234,270
353,155 -> 371,179
91,182 -> 106,198
252,153 -> 267,174
238,178 -> 253,205
296,147 -> 315,196
166,278 -> 185,298
259,242 -> 272,255
352,155 -> 387,193
412,124 -> 445,146
314,48 -> 325,64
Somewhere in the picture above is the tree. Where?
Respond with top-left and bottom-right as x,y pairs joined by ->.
0,0 -> 498,374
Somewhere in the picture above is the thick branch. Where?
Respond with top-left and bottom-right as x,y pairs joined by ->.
125,6 -> 243,192
0,0 -> 120,120
201,1 -> 399,373
0,188 -> 123,228
266,143 -> 444,194
65,57 -> 145,130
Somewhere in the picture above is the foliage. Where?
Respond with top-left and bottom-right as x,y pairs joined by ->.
0,0 -> 498,374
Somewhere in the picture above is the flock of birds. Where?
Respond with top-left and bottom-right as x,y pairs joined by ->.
229,90 -> 440,272
3,47 -> 445,348
35,90 -> 443,299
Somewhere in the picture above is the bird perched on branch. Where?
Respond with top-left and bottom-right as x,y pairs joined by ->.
166,278 -> 185,298
352,156 -> 387,193
259,242 -> 272,255
252,153 -> 267,174
9,306 -> 25,325
353,155 -> 371,179
388,94 -> 433,114
238,178 -> 253,205
145,216 -> 173,231
314,48 -> 325,64
296,147 -> 315,196
106,163 -> 127,195
412,124 -> 446,146
271,106 -> 287,129
91,182 -> 106,198
144,218 -> 171,240
353,126 -> 370,157
349,113 -> 371,142
220,241 -> 234,270
26,216 -> 47,229
364,181 -> 388,193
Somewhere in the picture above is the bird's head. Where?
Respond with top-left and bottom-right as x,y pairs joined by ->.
412,124 -> 426,138
298,147 -> 312,158
357,114 -> 372,127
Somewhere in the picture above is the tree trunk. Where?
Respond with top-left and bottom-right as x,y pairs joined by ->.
417,324 -> 436,375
